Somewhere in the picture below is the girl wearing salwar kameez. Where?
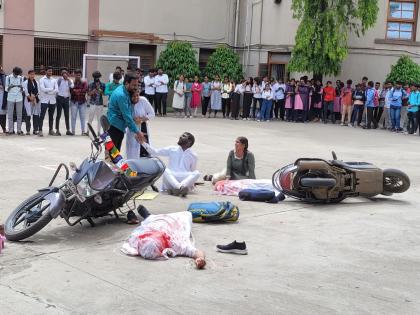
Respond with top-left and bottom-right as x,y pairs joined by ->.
190,76 -> 202,117
311,81 -> 323,122
285,79 -> 296,122
294,78 -> 310,122
172,75 -> 185,117
209,75 -> 222,118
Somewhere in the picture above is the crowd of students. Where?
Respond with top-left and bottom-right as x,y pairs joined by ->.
1,64 -> 419,137
169,73 -> 419,135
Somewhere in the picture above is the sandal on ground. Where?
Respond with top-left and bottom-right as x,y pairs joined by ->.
126,210 -> 139,224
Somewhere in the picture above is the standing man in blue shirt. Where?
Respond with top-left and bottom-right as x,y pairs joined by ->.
364,81 -> 377,129
107,73 -> 143,150
389,81 -> 407,132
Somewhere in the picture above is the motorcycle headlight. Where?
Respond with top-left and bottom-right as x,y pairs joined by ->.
76,176 -> 98,197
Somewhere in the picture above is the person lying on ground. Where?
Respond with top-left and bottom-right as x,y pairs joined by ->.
139,132 -> 200,197
121,209 -> 206,269
204,136 -> 256,184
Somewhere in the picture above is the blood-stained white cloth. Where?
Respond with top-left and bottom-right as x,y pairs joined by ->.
121,211 -> 196,259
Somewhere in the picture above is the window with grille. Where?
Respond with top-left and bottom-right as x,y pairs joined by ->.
387,0 -> 418,40
34,38 -> 86,75
199,48 -> 215,75
129,44 -> 157,72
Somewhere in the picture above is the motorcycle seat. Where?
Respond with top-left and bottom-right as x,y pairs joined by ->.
126,158 -> 163,175
123,158 -> 165,187
331,160 -> 377,170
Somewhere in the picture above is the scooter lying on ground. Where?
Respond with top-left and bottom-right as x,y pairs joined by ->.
272,152 -> 410,203
4,118 -> 165,241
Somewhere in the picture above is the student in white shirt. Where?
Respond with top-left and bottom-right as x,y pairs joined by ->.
154,68 -> 169,116
140,132 -> 200,197
260,84 -> 274,122
39,66 -> 59,136
56,69 -> 74,136
126,91 -> 155,160
273,79 -> 286,120
231,80 -> 245,120
5,67 -> 24,135
144,69 -> 156,106
22,70 -> 41,135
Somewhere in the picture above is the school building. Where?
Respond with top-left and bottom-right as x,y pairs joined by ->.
0,0 -> 419,82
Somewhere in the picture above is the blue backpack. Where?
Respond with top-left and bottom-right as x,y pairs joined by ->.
187,202 -> 239,223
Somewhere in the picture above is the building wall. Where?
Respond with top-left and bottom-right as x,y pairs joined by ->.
1,0 -> 420,82
98,0 -> 234,45
239,0 -> 420,83
34,0 -> 89,40
2,0 -> 35,73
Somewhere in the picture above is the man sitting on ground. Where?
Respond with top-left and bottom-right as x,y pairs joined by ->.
139,132 -> 200,197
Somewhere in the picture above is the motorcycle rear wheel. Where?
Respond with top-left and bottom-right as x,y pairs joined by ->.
383,169 -> 410,194
5,192 -> 53,242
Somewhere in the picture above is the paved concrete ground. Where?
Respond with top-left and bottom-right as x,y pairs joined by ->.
0,117 -> 419,315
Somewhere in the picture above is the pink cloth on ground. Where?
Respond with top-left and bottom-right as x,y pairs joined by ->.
214,179 -> 275,196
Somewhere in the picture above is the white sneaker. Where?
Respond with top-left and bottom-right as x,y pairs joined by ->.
257,120 -> 261,122
340,123 -> 344,126
243,118 -> 246,121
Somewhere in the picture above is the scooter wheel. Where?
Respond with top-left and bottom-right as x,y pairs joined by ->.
383,169 -> 410,194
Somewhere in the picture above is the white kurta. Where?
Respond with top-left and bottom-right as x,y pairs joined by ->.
126,96 -> 155,160
172,80 -> 185,109
143,143 -> 200,190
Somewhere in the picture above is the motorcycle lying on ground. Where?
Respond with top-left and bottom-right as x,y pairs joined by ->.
272,152 -> 410,203
4,118 -> 165,241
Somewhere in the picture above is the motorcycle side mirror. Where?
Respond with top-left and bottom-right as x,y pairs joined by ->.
69,162 -> 79,172
332,151 -> 338,160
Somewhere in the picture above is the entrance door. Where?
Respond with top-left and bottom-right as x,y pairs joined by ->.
268,52 -> 291,82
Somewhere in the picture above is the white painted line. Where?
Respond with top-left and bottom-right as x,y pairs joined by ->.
39,165 -> 58,171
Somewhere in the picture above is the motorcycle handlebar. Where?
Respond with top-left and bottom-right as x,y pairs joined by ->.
87,123 -> 100,151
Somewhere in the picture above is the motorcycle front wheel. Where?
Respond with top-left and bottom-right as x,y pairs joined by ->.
5,192 -> 53,241
383,169 -> 410,194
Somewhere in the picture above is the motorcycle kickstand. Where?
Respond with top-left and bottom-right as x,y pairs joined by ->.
86,217 -> 96,227
113,210 -> 119,219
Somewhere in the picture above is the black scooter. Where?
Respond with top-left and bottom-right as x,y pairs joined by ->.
4,117 -> 165,241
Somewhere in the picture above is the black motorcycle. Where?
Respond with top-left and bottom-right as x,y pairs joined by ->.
4,119 -> 165,241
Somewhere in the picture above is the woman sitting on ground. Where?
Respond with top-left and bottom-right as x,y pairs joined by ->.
204,137 -> 256,184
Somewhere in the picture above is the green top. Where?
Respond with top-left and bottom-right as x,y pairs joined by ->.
226,150 -> 256,180
105,82 -> 121,97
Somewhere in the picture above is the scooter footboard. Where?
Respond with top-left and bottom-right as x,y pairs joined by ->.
355,169 -> 383,195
